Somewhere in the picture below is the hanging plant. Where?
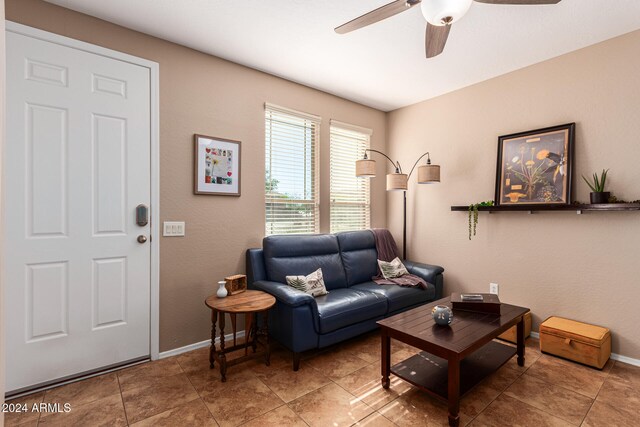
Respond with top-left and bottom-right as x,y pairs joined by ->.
468,201 -> 494,240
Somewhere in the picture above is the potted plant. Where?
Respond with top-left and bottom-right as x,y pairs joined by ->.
582,169 -> 610,204
468,201 -> 494,240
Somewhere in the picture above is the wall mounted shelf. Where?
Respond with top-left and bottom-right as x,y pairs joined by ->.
450,203 -> 640,215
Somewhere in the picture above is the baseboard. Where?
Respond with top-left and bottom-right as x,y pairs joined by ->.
160,329 -> 640,367
159,330 -> 246,359
609,353 -> 640,367
528,331 -> 640,367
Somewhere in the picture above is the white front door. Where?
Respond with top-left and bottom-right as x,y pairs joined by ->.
5,29 -> 152,393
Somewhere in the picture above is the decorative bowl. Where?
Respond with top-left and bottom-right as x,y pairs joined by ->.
432,305 -> 453,326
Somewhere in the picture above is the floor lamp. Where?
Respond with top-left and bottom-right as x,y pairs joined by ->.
356,149 -> 440,259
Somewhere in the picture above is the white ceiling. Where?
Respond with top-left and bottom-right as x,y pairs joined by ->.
44,0 -> 640,111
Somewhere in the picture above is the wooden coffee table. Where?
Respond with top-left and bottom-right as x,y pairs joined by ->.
378,296 -> 529,427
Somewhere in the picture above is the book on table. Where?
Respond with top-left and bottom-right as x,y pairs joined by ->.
460,294 -> 483,301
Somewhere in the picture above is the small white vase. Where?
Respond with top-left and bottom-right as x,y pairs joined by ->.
216,281 -> 228,298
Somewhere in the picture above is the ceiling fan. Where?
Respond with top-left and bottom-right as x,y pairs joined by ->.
335,0 -> 562,58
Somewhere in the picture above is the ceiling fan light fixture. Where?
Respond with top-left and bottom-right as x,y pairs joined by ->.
421,0 -> 473,26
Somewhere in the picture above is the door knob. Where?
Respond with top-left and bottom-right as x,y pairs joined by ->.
137,235 -> 148,244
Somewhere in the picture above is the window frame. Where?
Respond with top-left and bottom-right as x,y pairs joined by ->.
264,103 -> 321,236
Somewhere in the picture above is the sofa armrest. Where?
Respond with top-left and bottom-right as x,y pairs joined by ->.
246,248 -> 267,284
403,260 -> 444,285
253,280 -> 316,308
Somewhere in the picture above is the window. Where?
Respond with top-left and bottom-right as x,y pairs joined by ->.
265,103 -> 320,235
330,120 -> 371,233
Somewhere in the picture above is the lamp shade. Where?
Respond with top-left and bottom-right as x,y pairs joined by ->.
387,173 -> 408,191
418,164 -> 441,184
355,159 -> 376,177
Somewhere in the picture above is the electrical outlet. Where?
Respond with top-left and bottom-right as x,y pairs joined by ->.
489,282 -> 499,295
163,221 -> 185,237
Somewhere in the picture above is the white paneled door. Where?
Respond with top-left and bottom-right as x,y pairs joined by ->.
5,30 -> 152,392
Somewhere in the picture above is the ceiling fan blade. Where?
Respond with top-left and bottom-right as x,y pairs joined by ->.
335,0 -> 421,34
474,0 -> 561,4
425,23 -> 451,58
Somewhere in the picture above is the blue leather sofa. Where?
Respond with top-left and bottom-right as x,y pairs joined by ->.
246,230 -> 444,370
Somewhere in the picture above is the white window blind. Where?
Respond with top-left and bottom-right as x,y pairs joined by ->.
265,103 -> 320,236
330,120 -> 372,233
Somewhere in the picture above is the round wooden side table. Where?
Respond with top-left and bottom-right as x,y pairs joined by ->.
204,289 -> 276,382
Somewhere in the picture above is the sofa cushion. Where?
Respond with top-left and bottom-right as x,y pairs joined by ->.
263,234 -> 348,290
351,281 -> 435,313
378,257 -> 409,279
336,230 -> 378,286
314,288 -> 387,334
285,268 -> 329,297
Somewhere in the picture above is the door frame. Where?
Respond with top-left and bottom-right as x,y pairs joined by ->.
5,21 -> 161,360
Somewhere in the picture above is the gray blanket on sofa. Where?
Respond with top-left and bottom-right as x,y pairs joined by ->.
371,229 -> 428,289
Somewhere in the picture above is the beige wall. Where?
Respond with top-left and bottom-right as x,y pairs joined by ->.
6,0 -> 640,362
387,30 -> 640,359
5,0 -> 387,352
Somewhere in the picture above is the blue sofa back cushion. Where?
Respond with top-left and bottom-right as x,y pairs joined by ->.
263,234 -> 348,290
336,230 -> 379,286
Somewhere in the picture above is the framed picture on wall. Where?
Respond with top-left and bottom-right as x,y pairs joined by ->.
495,123 -> 575,206
194,134 -> 241,196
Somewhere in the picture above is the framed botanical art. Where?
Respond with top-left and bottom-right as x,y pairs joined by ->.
495,123 -> 575,206
194,134 -> 241,196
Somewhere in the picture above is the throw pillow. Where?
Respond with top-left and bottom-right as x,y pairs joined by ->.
286,268 -> 329,297
378,257 -> 409,279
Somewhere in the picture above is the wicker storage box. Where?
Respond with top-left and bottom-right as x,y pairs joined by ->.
540,316 -> 611,369
498,311 -> 532,343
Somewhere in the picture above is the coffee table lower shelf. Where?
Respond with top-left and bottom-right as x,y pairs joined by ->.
391,340 -> 516,401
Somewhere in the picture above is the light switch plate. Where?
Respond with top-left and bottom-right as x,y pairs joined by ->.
163,221 -> 185,237
489,283 -> 499,295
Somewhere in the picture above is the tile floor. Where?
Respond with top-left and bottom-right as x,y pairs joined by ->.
5,334 -> 640,426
